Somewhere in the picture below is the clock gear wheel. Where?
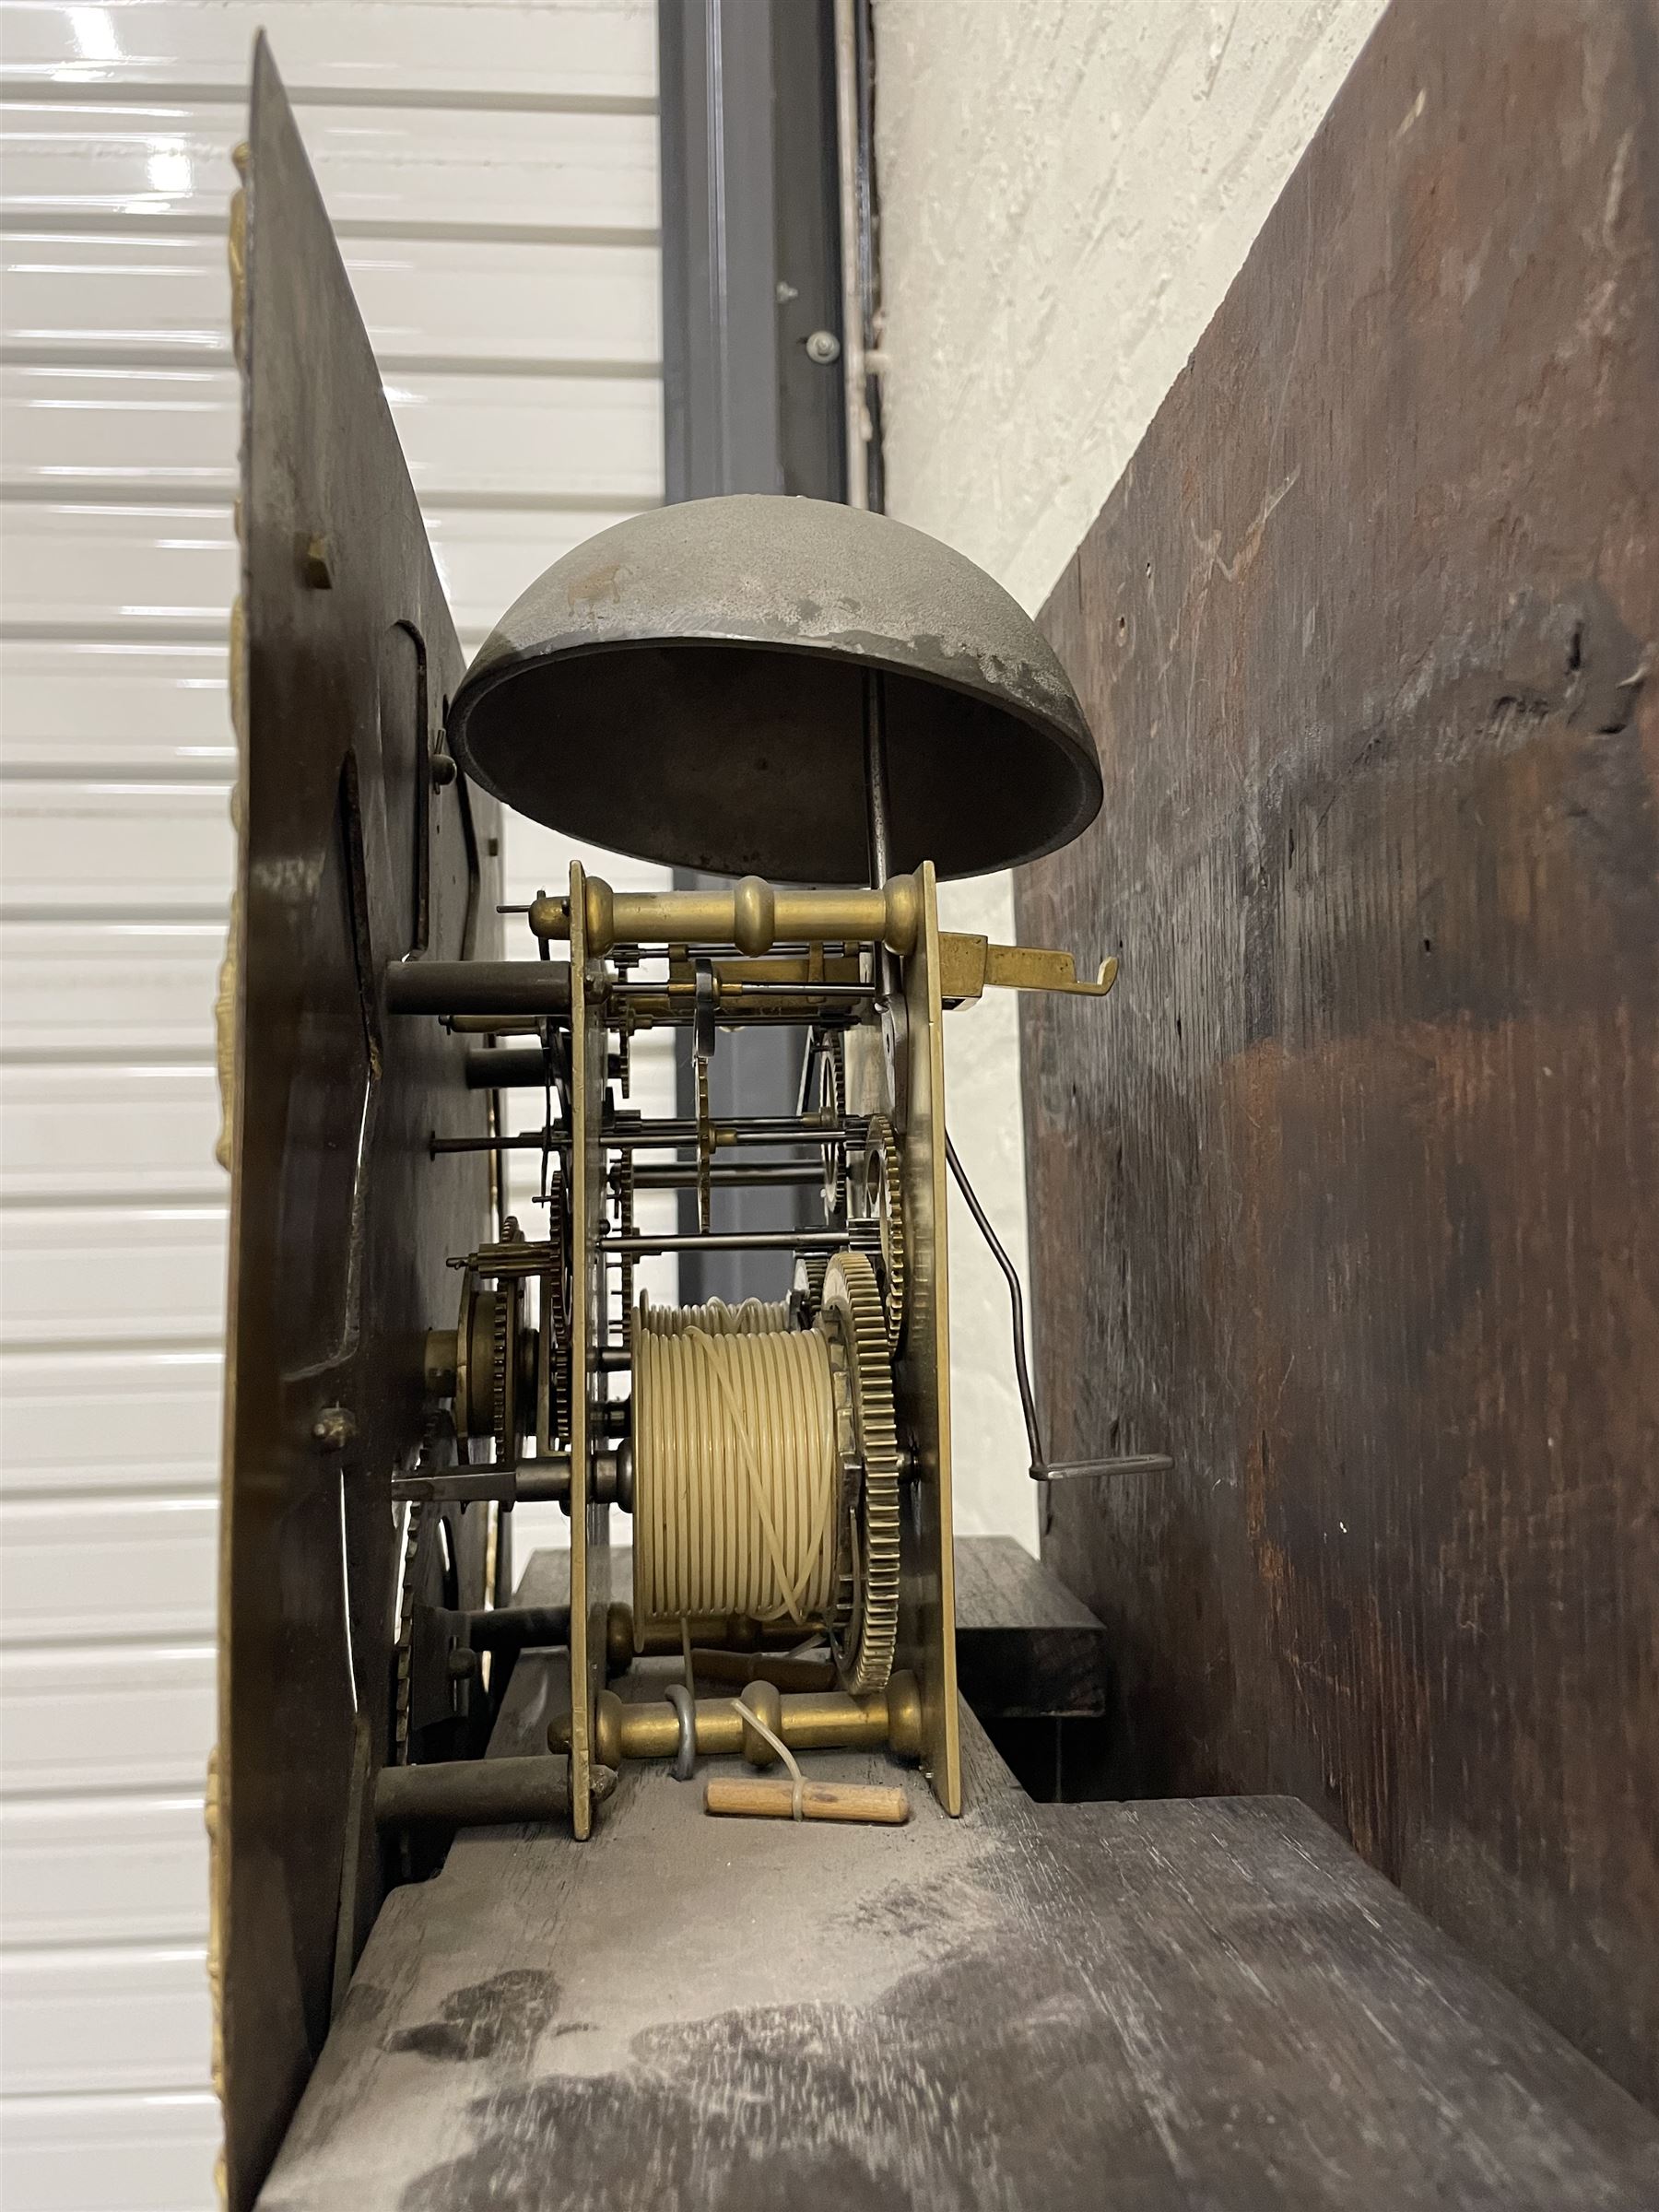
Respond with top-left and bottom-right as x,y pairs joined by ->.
393,1497 -> 426,1766
818,1248 -> 901,1696
489,1277 -> 515,1463
451,1216 -> 528,1465
694,1053 -> 713,1234
614,1146 -> 637,1349
392,1489 -> 476,1768
551,1329 -> 573,1451
791,1249 -> 829,1320
849,1113 -> 907,1351
809,1028 -> 847,1224
530,1170 -> 572,1451
452,1274 -> 490,1443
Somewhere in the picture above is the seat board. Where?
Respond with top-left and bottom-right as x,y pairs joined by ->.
259,1560 -> 1658,2210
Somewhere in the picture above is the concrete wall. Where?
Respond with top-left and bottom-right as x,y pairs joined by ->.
874,0 -> 1387,1545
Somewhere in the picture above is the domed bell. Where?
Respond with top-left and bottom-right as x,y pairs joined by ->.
445,494 -> 1102,884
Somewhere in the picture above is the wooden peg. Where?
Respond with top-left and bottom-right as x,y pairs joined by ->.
703,1777 -> 910,1826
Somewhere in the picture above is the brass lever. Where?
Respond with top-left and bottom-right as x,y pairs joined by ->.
938,934 -> 1118,1003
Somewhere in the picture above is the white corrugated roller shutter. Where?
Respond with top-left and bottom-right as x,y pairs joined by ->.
0,5 -> 665,2203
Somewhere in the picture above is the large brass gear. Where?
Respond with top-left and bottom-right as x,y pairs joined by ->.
851,1113 -> 907,1351
818,1248 -> 901,1695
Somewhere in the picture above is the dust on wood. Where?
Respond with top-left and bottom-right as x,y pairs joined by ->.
258,1560 -> 1658,2208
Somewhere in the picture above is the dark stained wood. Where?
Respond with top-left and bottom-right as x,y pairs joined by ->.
259,1575 -> 1659,2210
516,1536 -> 1113,1720
954,1535 -> 1101,1635
1018,0 -> 1659,2109
955,1533 -> 1112,1719
222,41 -> 498,2206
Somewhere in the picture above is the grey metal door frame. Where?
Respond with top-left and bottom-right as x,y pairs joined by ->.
657,0 -> 872,1300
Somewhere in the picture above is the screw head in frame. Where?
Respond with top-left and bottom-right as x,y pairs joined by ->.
312,1404 -> 357,1453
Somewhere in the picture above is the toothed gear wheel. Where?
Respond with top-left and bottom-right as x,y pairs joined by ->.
547,1172 -> 569,1313
819,1249 -> 901,1695
857,1114 -> 907,1350
615,1148 -> 637,1347
553,1337 -> 573,1451
394,1500 -> 424,1765
490,1279 -> 515,1463
695,1053 -> 712,1233
848,1218 -> 887,1309
488,1218 -> 525,1464
792,1250 -> 830,1316
542,1171 -> 573,1449
392,1482 -> 485,1801
813,1030 -> 847,1223
454,1275 -> 491,1441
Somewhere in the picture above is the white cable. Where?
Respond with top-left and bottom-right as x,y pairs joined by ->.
735,1694 -> 806,1820
634,1318 -> 838,1627
639,1295 -> 791,1337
